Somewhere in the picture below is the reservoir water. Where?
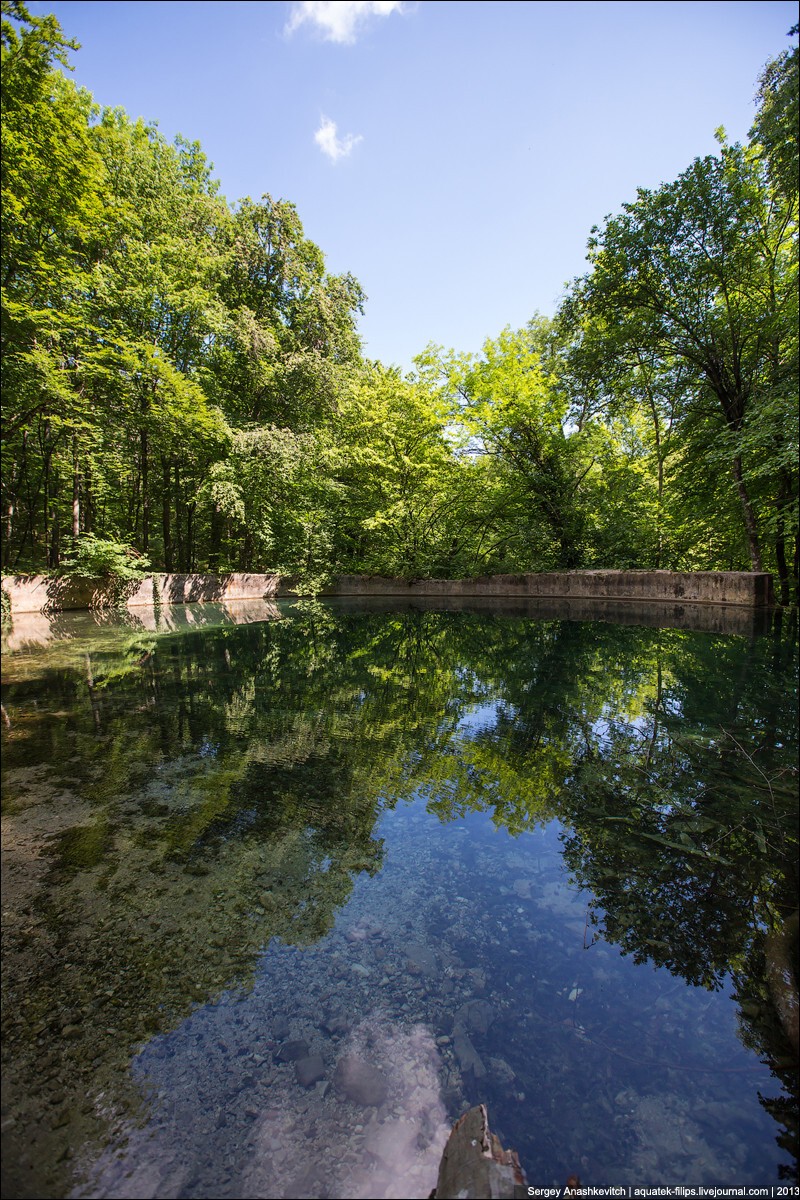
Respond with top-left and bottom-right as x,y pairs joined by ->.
1,598 -> 797,1197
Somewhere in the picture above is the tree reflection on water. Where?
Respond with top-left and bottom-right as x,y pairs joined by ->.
1,600 -> 797,1195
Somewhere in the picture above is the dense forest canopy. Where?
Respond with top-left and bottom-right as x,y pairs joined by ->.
1,3 -> 797,599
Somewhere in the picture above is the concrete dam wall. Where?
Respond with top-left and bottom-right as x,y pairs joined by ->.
3,569 -> 774,616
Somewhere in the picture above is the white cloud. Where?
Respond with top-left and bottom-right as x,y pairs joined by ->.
314,116 -> 363,163
286,1 -> 407,45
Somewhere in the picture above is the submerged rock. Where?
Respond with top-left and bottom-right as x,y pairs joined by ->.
333,1055 -> 388,1107
456,999 -> 496,1035
276,1039 -> 309,1063
432,1104 -> 527,1199
345,917 -> 384,942
321,1013 -> 350,1037
405,942 -> 438,976
453,1029 -> 486,1079
488,1056 -> 516,1087
295,1054 -> 325,1088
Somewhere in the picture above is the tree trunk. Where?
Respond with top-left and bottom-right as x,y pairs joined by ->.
4,430 -> 28,567
186,501 -> 195,572
140,428 -> 149,552
45,432 -> 61,569
3,498 -> 14,568
48,482 -> 60,569
209,501 -> 222,572
775,526 -> 790,606
162,456 -> 173,571
731,455 -> 763,572
84,463 -> 93,534
647,395 -> 664,569
130,468 -> 140,541
42,428 -> 51,568
241,529 -> 253,572
71,434 -> 81,542
175,464 -> 185,571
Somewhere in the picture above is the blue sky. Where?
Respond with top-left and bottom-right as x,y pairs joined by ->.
30,0 -> 798,370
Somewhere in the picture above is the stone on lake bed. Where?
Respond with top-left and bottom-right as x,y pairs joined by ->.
321,1014 -> 350,1037
333,1055 -> 388,1107
276,1039 -> 309,1063
466,967 -> 487,991
405,942 -> 438,976
488,1056 -> 516,1086
295,1054 -> 325,1088
455,999 -> 496,1035
344,917 -> 384,942
453,1029 -> 487,1079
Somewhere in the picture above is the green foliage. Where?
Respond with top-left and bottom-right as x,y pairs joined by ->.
1,1 -> 100,301
328,364 -> 486,577
439,326 -> 595,569
0,3 -> 361,578
751,25 -> 799,203
205,423 -> 332,584
59,534 -> 150,582
205,195 -> 364,429
0,4 -> 796,594
564,135 -> 798,593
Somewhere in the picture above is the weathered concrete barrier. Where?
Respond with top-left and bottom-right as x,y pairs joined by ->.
325,571 -> 775,607
2,572 -> 288,614
127,572 -> 290,607
2,569 -> 774,615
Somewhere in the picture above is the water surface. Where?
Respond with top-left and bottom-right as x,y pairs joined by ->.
1,598 -> 797,1197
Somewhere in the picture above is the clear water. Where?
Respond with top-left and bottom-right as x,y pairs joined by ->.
1,598 -> 797,1198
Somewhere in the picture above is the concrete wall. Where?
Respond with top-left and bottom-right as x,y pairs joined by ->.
325,571 -> 775,608
2,572 -> 288,614
2,569 -> 774,615
126,572 -> 289,607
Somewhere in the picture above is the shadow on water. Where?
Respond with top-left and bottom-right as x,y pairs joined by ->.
1,600 -> 797,1196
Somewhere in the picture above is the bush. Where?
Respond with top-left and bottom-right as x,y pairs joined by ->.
58,535 -> 151,583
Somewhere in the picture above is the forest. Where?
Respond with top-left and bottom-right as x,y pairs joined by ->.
1,2 -> 798,601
